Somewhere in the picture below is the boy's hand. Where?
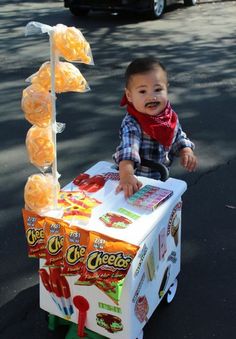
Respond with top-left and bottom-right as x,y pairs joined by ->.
116,160 -> 142,198
116,174 -> 142,199
179,148 -> 198,172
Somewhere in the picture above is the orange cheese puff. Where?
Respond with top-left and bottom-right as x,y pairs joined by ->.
30,61 -> 89,93
21,84 -> 52,127
22,209 -> 45,258
62,224 -> 89,275
79,231 -> 139,283
24,173 -> 60,214
44,216 -> 68,267
53,24 -> 93,64
26,125 -> 55,169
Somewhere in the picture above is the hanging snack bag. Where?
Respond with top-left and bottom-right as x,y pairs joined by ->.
44,216 -> 68,267
53,24 -> 93,64
22,209 -> 45,258
79,231 -> 139,283
62,224 -> 89,275
24,173 -> 60,214
27,61 -> 89,93
21,84 -> 52,128
26,125 -> 55,170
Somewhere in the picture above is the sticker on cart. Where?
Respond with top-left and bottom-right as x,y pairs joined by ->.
96,313 -> 123,333
39,267 -> 74,319
98,302 -> 122,314
134,244 -> 148,277
117,207 -> 140,221
168,251 -> 177,263
159,227 -> 167,260
58,190 -> 101,224
158,265 -> 171,298
73,295 -> 89,337
132,272 -> 146,303
134,295 -> 149,323
127,185 -> 173,211
99,212 -> 133,229
146,247 -> 156,281
167,201 -> 182,246
167,202 -> 182,236
95,278 -> 124,305
171,216 -> 180,246
73,173 -> 105,193
103,172 -> 120,182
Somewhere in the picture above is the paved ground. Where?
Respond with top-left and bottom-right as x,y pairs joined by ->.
0,1 -> 236,338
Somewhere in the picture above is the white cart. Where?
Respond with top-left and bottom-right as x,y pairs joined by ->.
40,161 -> 187,339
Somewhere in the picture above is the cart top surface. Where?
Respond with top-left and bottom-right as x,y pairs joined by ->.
49,161 -> 187,245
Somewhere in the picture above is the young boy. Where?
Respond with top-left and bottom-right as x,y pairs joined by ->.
113,56 -> 198,198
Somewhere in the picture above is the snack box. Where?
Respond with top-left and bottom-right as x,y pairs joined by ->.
39,161 -> 187,339
127,184 -> 173,211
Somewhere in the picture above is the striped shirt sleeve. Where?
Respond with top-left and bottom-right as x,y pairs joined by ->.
113,114 -> 142,165
170,120 -> 195,155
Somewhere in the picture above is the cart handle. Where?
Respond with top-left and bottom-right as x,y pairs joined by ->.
140,159 -> 169,182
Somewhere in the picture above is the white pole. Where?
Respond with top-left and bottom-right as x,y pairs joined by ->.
49,30 -> 58,209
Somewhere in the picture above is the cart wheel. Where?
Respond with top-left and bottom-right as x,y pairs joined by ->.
165,278 -> 178,304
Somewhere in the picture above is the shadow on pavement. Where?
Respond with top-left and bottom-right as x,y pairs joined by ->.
0,285 -> 67,339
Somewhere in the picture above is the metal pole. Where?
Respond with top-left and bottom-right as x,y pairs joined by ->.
49,30 -> 58,209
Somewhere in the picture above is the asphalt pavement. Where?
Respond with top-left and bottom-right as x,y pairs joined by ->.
0,1 -> 236,338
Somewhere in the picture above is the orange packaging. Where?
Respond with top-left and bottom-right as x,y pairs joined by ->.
28,61 -> 89,93
22,209 -> 45,258
24,173 -> 60,214
79,232 -> 139,283
21,83 -> 52,127
43,216 -> 68,266
26,125 -> 55,170
62,224 -> 89,276
53,24 -> 93,64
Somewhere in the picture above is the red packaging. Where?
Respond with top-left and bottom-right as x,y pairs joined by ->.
44,216 -> 68,266
22,209 -> 45,258
79,231 -> 139,283
62,224 -> 89,275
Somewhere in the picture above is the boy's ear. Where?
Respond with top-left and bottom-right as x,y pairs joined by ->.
125,88 -> 132,103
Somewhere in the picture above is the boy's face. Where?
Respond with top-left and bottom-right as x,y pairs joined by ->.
125,67 -> 168,116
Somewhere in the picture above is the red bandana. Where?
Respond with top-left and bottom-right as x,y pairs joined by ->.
120,94 -> 177,148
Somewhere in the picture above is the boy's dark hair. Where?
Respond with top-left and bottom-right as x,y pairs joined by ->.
125,56 -> 167,87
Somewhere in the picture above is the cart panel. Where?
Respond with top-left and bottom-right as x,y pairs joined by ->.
39,161 -> 186,338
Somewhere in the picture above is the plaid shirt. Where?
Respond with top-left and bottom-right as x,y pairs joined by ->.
113,113 -> 194,179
